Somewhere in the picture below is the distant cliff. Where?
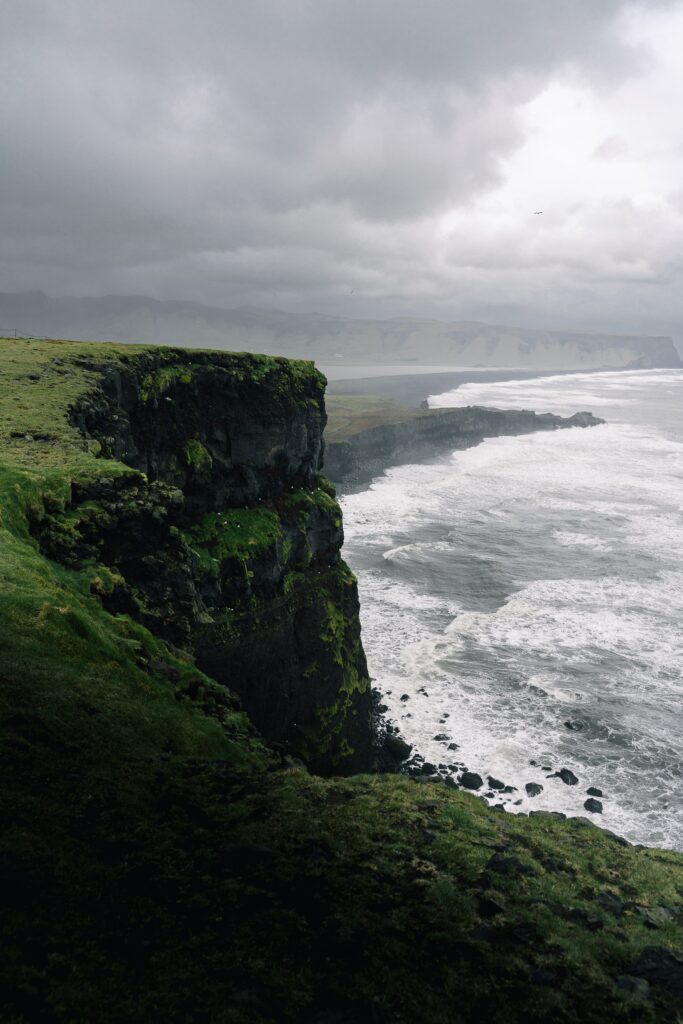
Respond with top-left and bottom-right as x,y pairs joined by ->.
2,290 -> 680,369
325,405 -> 605,485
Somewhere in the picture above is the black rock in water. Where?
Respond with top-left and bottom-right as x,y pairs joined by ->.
552,768 -> 579,786
488,776 -> 505,791
584,798 -> 603,814
586,786 -> 603,797
383,733 -> 413,763
460,771 -> 483,790
525,783 -> 543,797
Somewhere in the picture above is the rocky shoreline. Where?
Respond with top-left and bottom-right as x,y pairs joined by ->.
326,404 -> 604,486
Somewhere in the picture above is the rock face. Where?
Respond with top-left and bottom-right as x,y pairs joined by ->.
325,405 -> 605,485
33,348 -> 378,774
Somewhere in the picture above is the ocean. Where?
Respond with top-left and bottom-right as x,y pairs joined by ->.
340,368 -> 683,849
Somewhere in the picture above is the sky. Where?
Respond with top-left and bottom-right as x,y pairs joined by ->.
3,0 -> 683,340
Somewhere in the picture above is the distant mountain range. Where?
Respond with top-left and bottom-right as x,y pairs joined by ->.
1,291 -> 680,369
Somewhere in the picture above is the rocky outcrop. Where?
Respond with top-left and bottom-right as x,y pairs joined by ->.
325,405 -> 605,485
33,348 -> 379,774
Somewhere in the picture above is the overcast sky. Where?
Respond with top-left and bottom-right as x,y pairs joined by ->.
3,1 -> 683,338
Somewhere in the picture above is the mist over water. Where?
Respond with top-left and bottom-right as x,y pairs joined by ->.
341,369 -> 683,849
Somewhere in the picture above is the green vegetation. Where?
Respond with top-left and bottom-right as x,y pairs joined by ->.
183,507 -> 282,573
325,393 -> 425,440
281,484 -> 341,526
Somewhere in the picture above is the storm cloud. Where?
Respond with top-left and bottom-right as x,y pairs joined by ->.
2,0 -> 683,340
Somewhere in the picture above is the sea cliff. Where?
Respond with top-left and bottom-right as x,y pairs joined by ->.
325,403 -> 604,485
2,337 -> 683,1024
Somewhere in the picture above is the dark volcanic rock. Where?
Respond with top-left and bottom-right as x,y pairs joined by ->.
629,946 -> 683,997
35,350 -> 378,775
382,732 -> 413,763
616,975 -> 649,996
488,776 -> 506,791
325,405 -> 605,485
487,853 -> 537,878
460,771 -> 484,790
586,787 -> 603,797
552,768 -> 579,786
584,798 -> 603,814
525,783 -> 544,797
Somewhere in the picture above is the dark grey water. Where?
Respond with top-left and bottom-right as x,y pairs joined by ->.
341,369 -> 683,848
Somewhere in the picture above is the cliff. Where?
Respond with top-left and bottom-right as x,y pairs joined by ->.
325,403 -> 604,485
6,341 -> 376,774
2,337 -> 683,1024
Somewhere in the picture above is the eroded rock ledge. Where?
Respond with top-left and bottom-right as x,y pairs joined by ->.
33,349 -> 378,773
326,405 -> 605,486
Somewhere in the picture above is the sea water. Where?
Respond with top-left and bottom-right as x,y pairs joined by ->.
340,369 -> 683,849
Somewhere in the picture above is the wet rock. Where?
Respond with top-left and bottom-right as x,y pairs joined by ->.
502,784 -> 517,793
400,694 -> 410,702
447,742 -> 459,751
525,783 -> 543,798
584,798 -> 603,814
459,771 -> 483,790
628,946 -> 683,997
432,733 -> 451,742
586,786 -> 603,797
488,776 -> 505,791
383,732 -> 413,762
552,768 -> 579,786
420,762 -> 437,775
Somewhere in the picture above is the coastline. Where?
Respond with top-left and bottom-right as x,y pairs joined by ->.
325,365 -> 584,407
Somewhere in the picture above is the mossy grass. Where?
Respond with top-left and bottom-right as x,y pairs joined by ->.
325,393 -> 425,440
4,761 -> 683,1022
183,507 -> 282,573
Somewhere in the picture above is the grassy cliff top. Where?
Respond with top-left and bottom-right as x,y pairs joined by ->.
0,336 -> 324,765
325,394 -> 426,440
0,336 -> 324,475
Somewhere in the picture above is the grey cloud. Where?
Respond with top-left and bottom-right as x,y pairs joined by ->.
0,0 -> 679,323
